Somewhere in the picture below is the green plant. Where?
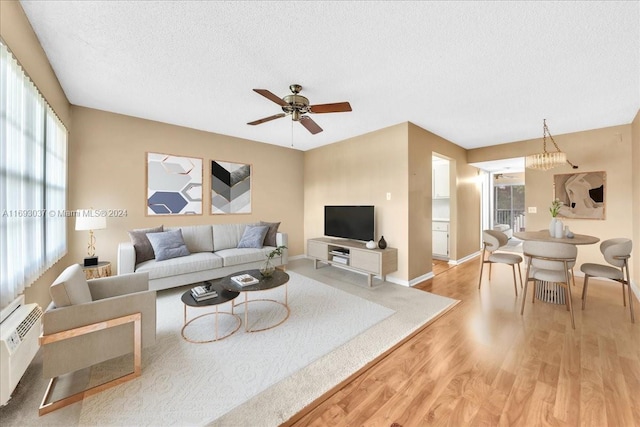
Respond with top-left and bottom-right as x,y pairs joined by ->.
549,199 -> 562,217
267,245 -> 287,259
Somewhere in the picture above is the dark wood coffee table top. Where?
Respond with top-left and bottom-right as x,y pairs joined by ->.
181,280 -> 240,307
221,269 -> 289,292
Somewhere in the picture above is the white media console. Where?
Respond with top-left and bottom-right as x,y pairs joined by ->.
307,238 -> 398,286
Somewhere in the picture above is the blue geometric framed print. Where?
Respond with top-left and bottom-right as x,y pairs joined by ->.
147,152 -> 203,215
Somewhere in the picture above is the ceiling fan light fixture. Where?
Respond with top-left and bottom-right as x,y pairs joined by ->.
525,119 -> 567,171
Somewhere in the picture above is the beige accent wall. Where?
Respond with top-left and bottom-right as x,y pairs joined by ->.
469,123 -> 636,274
632,110 -> 639,284
1,0 -> 72,310
304,122 -> 480,284
304,123 -> 409,280
68,107 -> 305,272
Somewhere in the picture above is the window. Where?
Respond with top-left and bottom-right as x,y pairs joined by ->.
0,40 -> 68,311
494,184 -> 525,231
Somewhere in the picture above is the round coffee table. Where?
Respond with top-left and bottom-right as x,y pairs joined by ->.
181,281 -> 241,343
221,269 -> 290,333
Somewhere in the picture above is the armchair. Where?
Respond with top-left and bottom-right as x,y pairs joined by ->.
40,264 -> 156,415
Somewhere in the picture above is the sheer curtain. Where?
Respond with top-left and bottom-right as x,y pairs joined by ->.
0,40 -> 67,311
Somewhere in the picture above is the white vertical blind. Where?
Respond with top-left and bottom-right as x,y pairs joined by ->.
0,40 -> 67,310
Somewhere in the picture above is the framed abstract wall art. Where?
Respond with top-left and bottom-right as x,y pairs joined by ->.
211,160 -> 251,214
553,171 -> 606,220
146,152 -> 203,215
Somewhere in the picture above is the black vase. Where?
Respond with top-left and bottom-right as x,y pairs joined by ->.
378,236 -> 387,249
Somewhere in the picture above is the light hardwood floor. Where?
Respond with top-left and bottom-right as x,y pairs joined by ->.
286,258 -> 640,426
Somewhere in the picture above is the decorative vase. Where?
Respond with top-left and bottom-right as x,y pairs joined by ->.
378,236 -> 387,249
549,218 -> 557,237
366,240 -> 377,249
565,226 -> 574,238
554,219 -> 564,238
259,258 -> 275,277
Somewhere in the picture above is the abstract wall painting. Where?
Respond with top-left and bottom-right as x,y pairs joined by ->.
211,160 -> 251,214
553,171 -> 606,220
146,152 -> 203,215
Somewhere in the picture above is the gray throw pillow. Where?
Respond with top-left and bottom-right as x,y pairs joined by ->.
128,225 -> 164,264
146,229 -> 191,261
237,225 -> 269,249
260,221 -> 281,247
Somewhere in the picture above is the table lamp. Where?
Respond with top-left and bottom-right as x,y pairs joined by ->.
75,210 -> 107,266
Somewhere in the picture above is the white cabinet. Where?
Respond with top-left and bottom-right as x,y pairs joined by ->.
433,162 -> 450,198
432,222 -> 449,258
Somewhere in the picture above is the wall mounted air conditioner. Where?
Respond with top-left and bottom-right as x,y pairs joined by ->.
0,295 -> 43,406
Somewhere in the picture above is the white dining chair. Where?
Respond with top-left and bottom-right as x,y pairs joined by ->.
580,238 -> 634,323
478,230 -> 523,296
521,240 -> 578,329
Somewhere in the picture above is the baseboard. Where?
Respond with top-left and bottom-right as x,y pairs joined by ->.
449,251 -> 481,266
408,271 -> 434,287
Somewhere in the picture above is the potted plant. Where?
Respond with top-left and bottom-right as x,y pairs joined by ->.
260,245 -> 287,277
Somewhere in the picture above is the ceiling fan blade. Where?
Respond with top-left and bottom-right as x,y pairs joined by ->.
247,113 -> 286,126
299,116 -> 323,134
253,89 -> 288,107
309,102 -> 352,113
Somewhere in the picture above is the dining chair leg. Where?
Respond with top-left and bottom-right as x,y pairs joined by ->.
531,279 -> 537,304
489,263 -> 492,280
565,268 -> 575,329
571,268 -> 576,287
517,263 -> 523,288
625,262 -> 635,323
566,284 -> 575,329
581,274 -> 590,309
477,249 -> 486,289
521,260 -> 532,316
511,265 -> 518,297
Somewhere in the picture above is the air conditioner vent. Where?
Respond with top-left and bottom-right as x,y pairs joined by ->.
17,306 -> 43,340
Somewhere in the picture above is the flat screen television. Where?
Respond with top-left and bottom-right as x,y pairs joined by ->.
324,205 -> 375,242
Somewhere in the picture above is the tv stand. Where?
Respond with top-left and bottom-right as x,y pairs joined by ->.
307,238 -> 398,286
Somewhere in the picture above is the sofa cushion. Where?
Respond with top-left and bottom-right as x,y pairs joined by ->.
136,252 -> 223,280
50,264 -> 93,308
215,247 -> 273,267
128,225 -> 163,264
237,225 -> 269,249
147,229 -> 191,261
167,225 -> 213,253
212,223 -> 258,251
260,221 -> 281,246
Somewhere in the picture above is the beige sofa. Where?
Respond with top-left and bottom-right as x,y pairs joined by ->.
117,223 -> 288,291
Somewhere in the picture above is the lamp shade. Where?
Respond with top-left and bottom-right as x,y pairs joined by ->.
75,210 -> 107,231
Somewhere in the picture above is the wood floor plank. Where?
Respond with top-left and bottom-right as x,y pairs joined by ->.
286,258 -> 640,427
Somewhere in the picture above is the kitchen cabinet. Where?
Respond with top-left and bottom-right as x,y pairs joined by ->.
432,221 -> 449,259
433,162 -> 450,198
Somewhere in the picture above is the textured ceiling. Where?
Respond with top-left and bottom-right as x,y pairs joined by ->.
19,1 -> 640,151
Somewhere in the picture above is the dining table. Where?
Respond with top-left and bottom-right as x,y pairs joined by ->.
513,230 -> 600,304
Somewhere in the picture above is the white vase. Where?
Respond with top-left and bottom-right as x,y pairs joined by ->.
554,219 -> 564,238
366,240 -> 377,249
549,218 -> 557,237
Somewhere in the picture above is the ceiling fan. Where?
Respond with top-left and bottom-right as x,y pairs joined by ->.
247,84 -> 352,135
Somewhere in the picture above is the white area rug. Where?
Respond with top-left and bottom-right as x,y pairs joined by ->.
79,271 -> 394,425
0,261 -> 458,426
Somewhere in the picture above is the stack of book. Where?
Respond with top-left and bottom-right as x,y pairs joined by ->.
191,283 -> 218,301
332,255 -> 349,265
231,273 -> 259,286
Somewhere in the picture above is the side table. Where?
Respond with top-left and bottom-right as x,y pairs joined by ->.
81,261 -> 112,280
